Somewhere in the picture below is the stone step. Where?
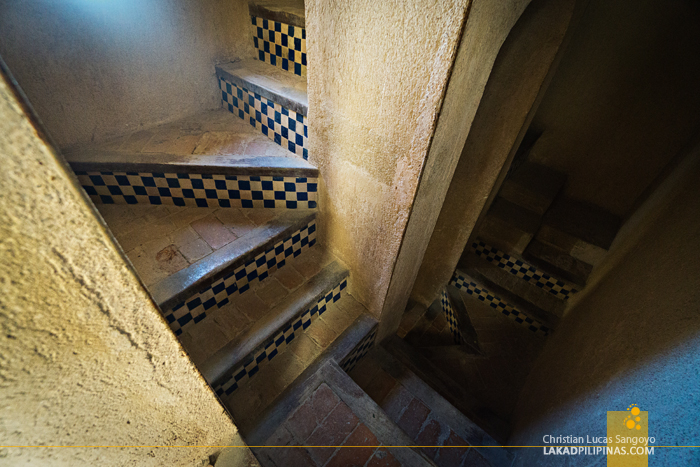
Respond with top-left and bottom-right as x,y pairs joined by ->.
217,59 -> 307,116
249,0 -> 307,77
237,310 -> 435,466
148,211 -> 317,335
251,359 -> 435,467
350,345 -> 514,467
477,197 -> 541,256
459,253 -> 563,330
524,238 -> 593,287
249,0 -> 305,29
499,162 -> 567,216
64,109 -> 316,183
469,239 -> 580,300
451,269 -> 552,335
382,334 -> 512,446
217,60 -> 308,160
541,196 -> 622,252
201,260 -> 350,398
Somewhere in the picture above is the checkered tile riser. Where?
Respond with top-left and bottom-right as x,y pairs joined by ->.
252,16 -> 306,77
75,171 -> 317,209
215,278 -> 348,396
451,272 -> 549,337
166,221 -> 316,335
219,78 -> 308,160
440,289 -> 463,345
472,240 -> 579,300
339,326 -> 378,373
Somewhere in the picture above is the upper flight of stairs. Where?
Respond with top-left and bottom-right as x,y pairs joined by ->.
457,160 -> 622,334
63,1 -> 522,463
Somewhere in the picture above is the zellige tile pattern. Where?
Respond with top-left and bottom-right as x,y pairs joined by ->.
77,171 -> 317,209
252,16 -> 307,77
166,220 -> 317,336
472,240 -> 579,300
220,77 -> 308,160
214,278 -> 348,396
439,289 -> 463,345
339,325 -> 378,373
451,271 -> 549,337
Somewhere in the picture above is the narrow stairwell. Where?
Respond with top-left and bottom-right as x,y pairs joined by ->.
387,156 -> 624,451
63,1 -> 534,464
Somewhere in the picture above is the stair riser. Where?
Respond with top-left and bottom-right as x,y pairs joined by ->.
451,272 -> 549,337
214,277 -> 348,396
76,171 -> 317,209
252,16 -> 307,77
472,240 -> 579,300
338,325 -> 378,373
439,290 -> 464,345
220,77 -> 308,160
166,220 -> 317,335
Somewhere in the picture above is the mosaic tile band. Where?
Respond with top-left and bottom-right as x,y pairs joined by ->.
472,240 -> 579,300
215,278 -> 348,396
451,271 -> 549,337
440,289 -> 463,345
76,171 -> 317,209
220,77 -> 308,160
252,16 -> 306,77
339,326 -> 378,373
167,221 -> 316,336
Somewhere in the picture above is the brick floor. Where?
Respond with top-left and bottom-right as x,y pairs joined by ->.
259,383 -> 404,467
349,351 -> 491,467
98,205 -> 284,286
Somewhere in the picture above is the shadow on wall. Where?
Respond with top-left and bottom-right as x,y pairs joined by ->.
0,0 -> 254,147
509,157 -> 700,466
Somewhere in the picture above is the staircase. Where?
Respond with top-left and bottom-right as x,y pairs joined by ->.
62,1 -> 517,465
382,159 -> 623,450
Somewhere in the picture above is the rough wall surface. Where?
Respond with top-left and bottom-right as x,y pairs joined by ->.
509,158 -> 700,466
378,0 -> 544,337
527,0 -> 700,218
0,0 -> 254,148
0,72 -> 243,465
306,0 -> 471,320
409,0 -> 576,307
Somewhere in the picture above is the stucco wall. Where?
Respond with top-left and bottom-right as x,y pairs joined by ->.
409,0 -> 577,307
0,0 -> 254,148
527,0 -> 700,218
305,0 -> 470,321
509,153 -> 700,465
0,69 -> 245,465
307,0 -> 552,336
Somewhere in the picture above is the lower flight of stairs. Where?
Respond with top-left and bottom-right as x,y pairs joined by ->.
241,317 -> 514,467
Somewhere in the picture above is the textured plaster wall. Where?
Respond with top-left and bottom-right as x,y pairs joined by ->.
410,0 -> 577,306
305,0 -> 470,322
306,0 -> 543,336
527,0 -> 700,218
0,0 -> 254,148
509,155 -> 700,466
0,71 -> 244,465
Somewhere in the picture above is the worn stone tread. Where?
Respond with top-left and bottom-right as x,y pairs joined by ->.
200,261 -> 349,386
523,238 -> 592,287
542,197 -> 621,250
249,0 -> 305,28
217,59 -> 307,116
477,197 -> 541,255
499,162 -> 566,216
150,210 -> 315,310
63,109 -> 317,177
460,253 -> 564,329
369,346 -> 514,467
243,314 -> 377,443
383,335 -> 511,445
